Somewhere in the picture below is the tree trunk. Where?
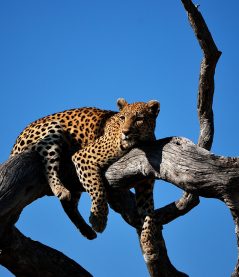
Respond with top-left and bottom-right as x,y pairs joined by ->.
1,136 -> 239,276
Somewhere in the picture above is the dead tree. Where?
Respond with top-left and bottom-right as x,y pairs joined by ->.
0,1 -> 238,276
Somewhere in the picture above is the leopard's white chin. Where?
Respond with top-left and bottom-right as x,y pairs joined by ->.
121,133 -> 129,141
121,136 -> 136,149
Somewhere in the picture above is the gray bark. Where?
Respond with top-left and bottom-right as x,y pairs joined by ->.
106,137 -> 239,204
0,152 -> 93,277
1,136 -> 239,276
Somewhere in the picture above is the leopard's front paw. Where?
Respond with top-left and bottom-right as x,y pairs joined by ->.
89,212 -> 107,233
55,186 -> 71,201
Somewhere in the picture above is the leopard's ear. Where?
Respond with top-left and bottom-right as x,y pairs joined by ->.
117,98 -> 128,111
147,100 -> 160,117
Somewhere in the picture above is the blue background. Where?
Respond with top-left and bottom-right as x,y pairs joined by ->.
0,1 -> 238,276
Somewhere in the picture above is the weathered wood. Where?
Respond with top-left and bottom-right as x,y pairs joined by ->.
107,137 -> 239,203
0,152 -> 49,238
0,227 -> 92,277
1,136 -> 239,276
181,0 -> 221,150
0,152 -> 93,277
0,139 -> 197,277
179,2 -> 239,277
109,136 -> 239,277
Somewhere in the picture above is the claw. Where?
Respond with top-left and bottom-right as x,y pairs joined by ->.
57,187 -> 71,201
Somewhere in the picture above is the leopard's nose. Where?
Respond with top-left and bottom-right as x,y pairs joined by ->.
122,129 -> 131,140
122,129 -> 131,136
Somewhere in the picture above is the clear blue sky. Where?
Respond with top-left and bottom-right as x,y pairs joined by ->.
0,1 -> 239,276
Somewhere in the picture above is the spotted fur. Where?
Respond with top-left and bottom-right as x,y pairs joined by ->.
11,98 -> 160,235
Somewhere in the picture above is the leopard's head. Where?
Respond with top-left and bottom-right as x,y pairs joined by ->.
117,98 -> 160,149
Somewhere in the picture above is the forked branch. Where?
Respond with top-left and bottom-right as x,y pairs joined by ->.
1,136 -> 239,276
129,0 -> 222,275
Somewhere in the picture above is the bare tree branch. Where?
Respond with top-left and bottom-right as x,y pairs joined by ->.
127,1 -> 222,275
179,2 -> 239,277
108,136 -> 239,277
0,143 -> 192,277
178,0 -> 222,225
106,137 -> 239,202
0,152 -> 93,277
1,136 -> 239,276
0,227 -> 93,277
181,0 -> 222,149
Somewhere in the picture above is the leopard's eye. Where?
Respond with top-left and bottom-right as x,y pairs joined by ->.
119,115 -> 125,121
135,115 -> 144,122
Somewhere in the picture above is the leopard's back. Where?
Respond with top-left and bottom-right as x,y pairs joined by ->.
11,107 -> 116,156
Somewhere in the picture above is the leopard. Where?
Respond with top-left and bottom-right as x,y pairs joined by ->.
11,98 -> 160,239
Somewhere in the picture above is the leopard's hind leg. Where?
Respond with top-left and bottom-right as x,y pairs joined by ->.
33,122 -> 71,201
